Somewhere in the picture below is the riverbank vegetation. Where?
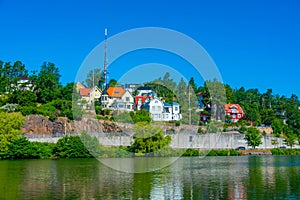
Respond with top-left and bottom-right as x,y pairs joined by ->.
1,60 -> 300,157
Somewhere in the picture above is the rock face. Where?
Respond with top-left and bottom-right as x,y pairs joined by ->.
21,115 -> 123,135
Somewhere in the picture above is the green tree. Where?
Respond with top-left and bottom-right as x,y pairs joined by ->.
130,110 -> 151,123
272,118 -> 284,137
34,62 -> 61,103
244,127 -> 262,149
52,135 -> 92,158
59,82 -> 75,101
284,127 -> 297,148
4,137 -> 40,159
129,123 -> 171,154
204,79 -> 226,121
0,112 -> 26,153
9,90 -> 37,107
85,68 -> 103,88
108,79 -> 118,87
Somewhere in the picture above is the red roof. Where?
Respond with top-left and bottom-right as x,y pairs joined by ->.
107,87 -> 125,98
79,88 -> 92,96
225,104 -> 244,114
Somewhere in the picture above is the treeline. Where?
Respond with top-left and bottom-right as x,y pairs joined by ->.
0,60 -> 81,120
145,72 -> 300,142
1,60 -> 300,141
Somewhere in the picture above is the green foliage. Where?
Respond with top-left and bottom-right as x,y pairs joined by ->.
18,106 -> 37,116
4,137 -> 40,159
239,126 -> 247,133
108,79 -> 118,87
114,112 -> 134,123
197,127 -> 204,134
52,135 -> 92,158
9,90 -> 37,107
80,131 -> 103,157
95,106 -> 102,115
244,127 -> 262,149
104,108 -> 111,116
59,82 -> 74,101
0,112 -> 25,136
130,110 -> 151,123
284,127 -> 297,148
183,148 -> 199,156
0,95 -> 9,106
206,122 -> 222,133
0,112 -> 26,157
0,61 -> 28,94
175,121 -> 181,126
34,62 -> 61,103
85,68 -> 103,88
272,118 -> 284,136
271,148 -> 300,155
129,123 -> 171,155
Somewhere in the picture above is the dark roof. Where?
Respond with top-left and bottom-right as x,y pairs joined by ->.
137,86 -> 151,91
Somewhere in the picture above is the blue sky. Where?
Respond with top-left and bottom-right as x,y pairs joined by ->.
0,0 -> 300,97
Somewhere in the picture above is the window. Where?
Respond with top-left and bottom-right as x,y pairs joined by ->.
238,114 -> 241,118
126,105 -> 131,109
157,106 -> 161,111
118,104 -> 124,108
189,136 -> 193,142
175,106 -> 178,111
126,97 -> 130,102
155,100 -> 158,103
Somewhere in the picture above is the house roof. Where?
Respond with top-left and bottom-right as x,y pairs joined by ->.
164,102 -> 172,107
225,104 -> 244,114
107,87 -> 125,98
137,86 -> 151,91
79,88 -> 92,96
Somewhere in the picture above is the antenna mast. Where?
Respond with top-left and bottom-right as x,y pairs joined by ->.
103,28 -> 108,88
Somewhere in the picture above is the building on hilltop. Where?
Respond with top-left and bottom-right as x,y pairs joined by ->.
225,104 -> 244,122
141,97 -> 182,121
100,86 -> 134,111
78,86 -> 102,109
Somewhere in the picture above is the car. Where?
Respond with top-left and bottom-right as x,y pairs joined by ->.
279,146 -> 286,149
235,146 -> 246,150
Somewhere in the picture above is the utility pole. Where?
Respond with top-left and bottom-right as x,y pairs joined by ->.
189,85 -> 191,125
103,28 -> 108,89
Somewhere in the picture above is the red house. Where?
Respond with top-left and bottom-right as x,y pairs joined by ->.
134,95 -> 152,110
225,104 -> 244,122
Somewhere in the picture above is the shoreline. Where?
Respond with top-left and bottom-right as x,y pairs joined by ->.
1,148 -> 300,161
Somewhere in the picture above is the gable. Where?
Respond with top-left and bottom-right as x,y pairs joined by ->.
79,88 -> 92,96
225,104 -> 244,114
107,87 -> 125,98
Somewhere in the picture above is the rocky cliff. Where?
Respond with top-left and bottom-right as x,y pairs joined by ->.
21,115 -> 123,135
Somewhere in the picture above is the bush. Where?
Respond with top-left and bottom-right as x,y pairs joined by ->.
197,127 -> 204,134
52,135 -> 92,158
95,106 -> 102,115
271,148 -> 300,155
4,137 -> 42,159
183,148 -> 199,156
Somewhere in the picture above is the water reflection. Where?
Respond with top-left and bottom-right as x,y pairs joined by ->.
0,156 -> 299,199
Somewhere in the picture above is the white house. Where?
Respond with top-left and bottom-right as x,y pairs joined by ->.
100,87 -> 134,111
137,86 -> 152,96
142,97 -> 182,121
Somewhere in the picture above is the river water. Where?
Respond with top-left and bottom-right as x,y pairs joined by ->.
0,156 -> 299,199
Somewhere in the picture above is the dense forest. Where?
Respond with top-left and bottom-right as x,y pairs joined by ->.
1,60 -> 300,145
